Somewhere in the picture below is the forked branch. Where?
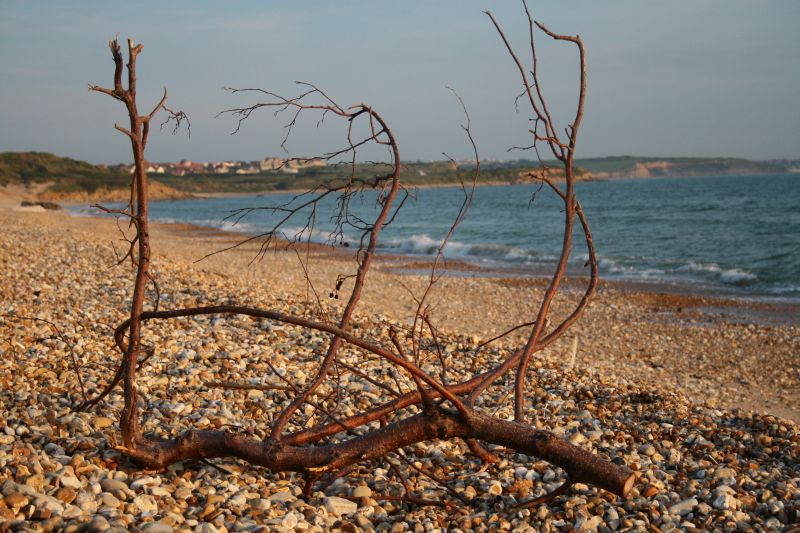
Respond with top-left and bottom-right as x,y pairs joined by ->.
84,5 -> 634,509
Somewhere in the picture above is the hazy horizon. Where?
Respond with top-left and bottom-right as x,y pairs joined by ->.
2,1 -> 799,165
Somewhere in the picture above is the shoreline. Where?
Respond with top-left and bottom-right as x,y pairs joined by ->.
7,206 -> 794,419
70,201 -> 800,315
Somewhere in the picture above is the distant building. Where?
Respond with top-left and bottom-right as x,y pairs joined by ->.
260,156 -> 326,172
260,157 -> 284,171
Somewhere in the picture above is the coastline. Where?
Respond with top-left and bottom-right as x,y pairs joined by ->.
2,206 -> 797,422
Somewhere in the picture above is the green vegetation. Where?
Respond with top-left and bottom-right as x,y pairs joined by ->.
154,160 -> 571,194
0,151 -> 130,194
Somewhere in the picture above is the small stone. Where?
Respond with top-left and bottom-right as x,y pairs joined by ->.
643,485 -> 659,498
92,416 -> 115,429
269,490 -> 296,503
282,512 -> 299,529
3,493 -> 28,508
713,492 -> 739,510
198,503 -> 216,520
34,495 -> 65,515
569,432 -> 587,445
666,448 -> 682,466
55,487 -> 77,504
696,502 -> 712,515
576,515 -> 603,533
60,475 -> 82,489
26,474 -> 45,492
130,476 -> 157,490
62,505 -> 84,519
140,524 -> 174,533
355,514 -> 374,530
668,498 -> 697,516
86,516 -> 111,532
352,484 -> 372,499
248,498 -> 271,511
463,486 -> 477,500
33,506 -> 53,520
75,491 -> 97,513
487,480 -> 503,496
639,444 -> 657,456
101,492 -> 121,508
207,494 -> 225,505
228,493 -> 247,507
324,496 -> 357,517
150,487 -> 171,497
195,523 -> 219,533
134,494 -> 158,515
173,487 -> 192,500
713,467 -> 736,483
536,506 -> 549,520
100,478 -> 132,500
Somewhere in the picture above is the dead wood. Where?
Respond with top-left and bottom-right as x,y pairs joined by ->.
84,2 -> 635,508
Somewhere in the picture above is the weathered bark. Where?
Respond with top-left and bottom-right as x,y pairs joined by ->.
120,410 -> 634,499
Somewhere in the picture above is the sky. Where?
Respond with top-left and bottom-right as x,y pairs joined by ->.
1,1 -> 798,165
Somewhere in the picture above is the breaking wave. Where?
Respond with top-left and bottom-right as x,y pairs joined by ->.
378,234 -> 549,263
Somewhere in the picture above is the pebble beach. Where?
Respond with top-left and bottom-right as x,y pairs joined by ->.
1,207 -> 798,532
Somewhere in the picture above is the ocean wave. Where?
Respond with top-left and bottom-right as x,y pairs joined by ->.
148,217 -> 262,235
378,234 -> 546,263
678,261 -> 758,286
763,284 -> 800,295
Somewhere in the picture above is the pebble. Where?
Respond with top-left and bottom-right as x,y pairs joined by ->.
92,416 -> 115,429
134,494 -> 158,514
575,515 -> 603,532
60,475 -> 82,489
487,480 -> 503,496
100,478 -> 133,500
55,487 -> 77,504
140,524 -> 174,533
269,490 -> 296,503
87,516 -> 111,532
352,484 -> 372,499
4,493 -> 28,508
713,492 -> 739,510
324,496 -> 358,517
0,211 -> 798,533
282,511 -> 299,529
668,497 -> 698,516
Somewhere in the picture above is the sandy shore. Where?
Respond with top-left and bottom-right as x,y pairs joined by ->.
1,207 -> 798,531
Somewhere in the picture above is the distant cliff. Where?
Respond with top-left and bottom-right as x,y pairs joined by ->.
570,156 -> 793,179
0,152 -> 189,202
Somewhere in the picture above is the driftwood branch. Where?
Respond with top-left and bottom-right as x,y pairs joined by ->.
84,5 -> 635,509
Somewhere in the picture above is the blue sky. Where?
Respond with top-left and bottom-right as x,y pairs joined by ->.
1,1 -> 798,164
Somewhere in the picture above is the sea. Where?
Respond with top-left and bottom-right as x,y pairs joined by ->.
72,174 -> 800,303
